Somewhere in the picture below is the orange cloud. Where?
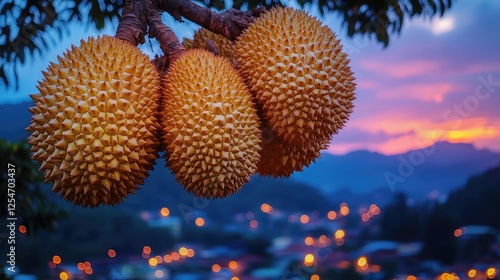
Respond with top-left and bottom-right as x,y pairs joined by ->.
327,117 -> 500,155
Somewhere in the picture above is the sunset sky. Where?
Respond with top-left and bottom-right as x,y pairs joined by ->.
1,0 -> 499,155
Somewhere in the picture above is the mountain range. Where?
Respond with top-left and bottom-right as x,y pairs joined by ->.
292,141 -> 500,199
2,101 -> 500,204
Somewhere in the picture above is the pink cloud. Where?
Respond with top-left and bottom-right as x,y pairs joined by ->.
360,60 -> 441,79
356,80 -> 379,90
375,82 -> 454,102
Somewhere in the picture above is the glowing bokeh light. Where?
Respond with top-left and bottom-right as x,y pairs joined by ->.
487,268 -> 496,278
19,225 -> 27,234
108,249 -> 116,258
300,214 -> 309,224
160,207 -> 170,217
304,236 -> 314,246
187,249 -> 195,257
195,217 -> 205,227
212,264 -> 221,272
304,254 -> 314,266
53,255 -> 61,265
357,256 -> 367,267
250,219 -> 258,229
164,255 -> 172,263
327,211 -> 337,220
261,203 -> 273,213
155,255 -> 163,264
149,258 -> 158,267
155,270 -> 164,278
59,272 -> 68,280
229,260 -> 238,269
179,247 -> 188,256
340,205 -> 350,216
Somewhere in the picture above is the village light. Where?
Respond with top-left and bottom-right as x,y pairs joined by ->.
362,213 -> 369,222
300,214 -> 310,224
357,256 -> 367,267
160,207 -> 170,217
261,203 -> 273,213
334,229 -> 345,239
164,255 -> 172,263
19,225 -> 27,234
59,272 -> 69,280
187,249 -> 195,257
143,246 -> 152,254
155,256 -> 163,264
195,217 -> 205,227
52,255 -> 62,265
340,205 -> 349,216
304,236 -> 314,246
212,264 -> 221,272
304,254 -> 314,266
108,249 -> 116,258
149,258 -> 158,267
327,211 -> 337,220
250,219 -> 258,229
155,270 -> 164,278
179,247 -> 188,256
48,261 -> 56,269
229,261 -> 238,269
84,267 -> 93,275
486,268 -> 496,279
468,269 -> 476,278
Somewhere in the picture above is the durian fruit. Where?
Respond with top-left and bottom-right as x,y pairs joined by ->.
27,35 -> 161,207
235,7 -> 356,147
257,123 -> 329,178
161,49 -> 261,198
182,28 -> 235,63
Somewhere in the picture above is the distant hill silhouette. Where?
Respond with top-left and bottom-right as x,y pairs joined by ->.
0,101 -> 32,141
292,141 -> 500,199
445,166 -> 500,229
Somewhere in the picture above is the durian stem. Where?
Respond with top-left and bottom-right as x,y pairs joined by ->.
156,0 -> 266,41
115,0 -> 265,69
115,0 -> 147,45
147,7 -> 185,64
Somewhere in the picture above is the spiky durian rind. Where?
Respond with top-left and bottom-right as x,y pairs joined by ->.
235,7 -> 356,147
161,49 -> 261,198
182,28 -> 235,63
27,35 -> 161,207
257,120 -> 329,178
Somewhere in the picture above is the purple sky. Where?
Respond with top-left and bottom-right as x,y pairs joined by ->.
2,0 -> 499,155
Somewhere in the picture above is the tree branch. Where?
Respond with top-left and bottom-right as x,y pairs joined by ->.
115,0 -> 148,45
115,0 -> 266,70
156,0 -> 266,41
